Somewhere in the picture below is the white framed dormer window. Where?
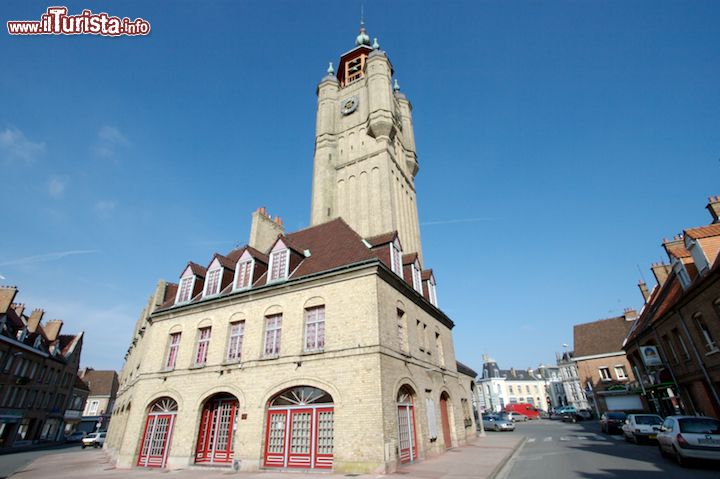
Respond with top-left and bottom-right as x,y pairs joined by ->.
233,251 -> 255,290
176,270 -> 195,304
428,276 -> 438,307
673,259 -> 692,290
390,239 -> 402,276
203,262 -> 222,298
268,241 -> 290,283
411,261 -> 422,293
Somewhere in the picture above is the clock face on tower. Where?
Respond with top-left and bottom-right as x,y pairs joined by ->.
340,96 -> 358,115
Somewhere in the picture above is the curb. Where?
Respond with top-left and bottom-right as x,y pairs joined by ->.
486,436 -> 527,479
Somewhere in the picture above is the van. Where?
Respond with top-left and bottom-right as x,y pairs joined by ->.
505,403 -> 541,420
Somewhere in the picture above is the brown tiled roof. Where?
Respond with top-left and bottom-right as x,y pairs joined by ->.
421,269 -> 434,281
226,245 -> 269,265
685,223 -> 720,240
663,242 -> 691,259
82,370 -> 119,397
163,283 -> 178,303
74,375 -> 90,391
574,315 -> 635,357
188,262 -> 207,277
365,231 -> 398,247
212,253 -> 235,270
402,253 -> 418,265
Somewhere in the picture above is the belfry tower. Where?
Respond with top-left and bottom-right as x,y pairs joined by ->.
310,22 -> 423,260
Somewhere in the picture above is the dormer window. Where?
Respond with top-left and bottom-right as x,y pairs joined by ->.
33,335 -> 42,349
204,268 -> 222,297
411,262 -> 422,293
234,251 -> 255,290
390,240 -> 402,276
176,276 -> 194,304
673,260 -> 691,290
17,328 -> 27,342
268,241 -> 290,283
428,277 -> 438,306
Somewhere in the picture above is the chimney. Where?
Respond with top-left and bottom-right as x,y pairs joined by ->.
43,319 -> 63,341
12,303 -> 25,317
510,367 -> 516,378
249,207 -> 285,253
638,281 -> 650,303
0,286 -> 18,313
707,195 -> 720,224
651,262 -> 671,287
623,308 -> 638,321
27,309 -> 44,333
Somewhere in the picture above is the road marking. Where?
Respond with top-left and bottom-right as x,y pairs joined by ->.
560,436 -> 571,441
576,436 -> 588,440
527,438 -> 536,443
543,436 -> 552,442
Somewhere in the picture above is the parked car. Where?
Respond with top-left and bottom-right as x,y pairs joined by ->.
81,432 -> 106,449
577,409 -> 593,420
482,414 -> 515,432
600,412 -> 627,434
556,406 -> 577,415
657,416 -> 720,467
64,431 -> 86,443
561,411 -> 583,423
621,414 -> 663,444
505,403 -> 541,420
505,411 -> 528,422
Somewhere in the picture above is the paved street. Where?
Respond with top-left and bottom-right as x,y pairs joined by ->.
0,444 -> 78,479
496,419 -> 719,479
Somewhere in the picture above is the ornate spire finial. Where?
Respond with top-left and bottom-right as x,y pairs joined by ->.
355,4 -> 371,46
327,62 -> 334,75
372,37 -> 379,49
393,79 -> 400,92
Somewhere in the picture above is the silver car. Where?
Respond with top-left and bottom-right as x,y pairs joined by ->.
657,416 -> 720,467
504,411 -> 528,422
621,414 -> 663,444
482,414 -> 515,431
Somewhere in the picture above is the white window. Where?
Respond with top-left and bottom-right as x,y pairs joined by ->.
411,262 -> 422,293
694,314 -> 718,353
234,259 -> 253,290
226,321 -> 244,362
674,329 -> 690,359
390,240 -> 402,276
428,277 -> 438,306
203,268 -> 222,297
88,399 -> 99,415
176,276 -> 194,304
304,306 -> 325,352
165,332 -> 181,369
194,327 -> 211,366
264,314 -> 282,357
268,247 -> 289,282
599,367 -> 612,381
614,366 -> 628,379
674,260 -> 692,289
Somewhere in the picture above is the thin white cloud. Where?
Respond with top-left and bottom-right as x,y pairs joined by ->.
47,176 -> 68,198
0,127 -> 45,164
0,250 -> 97,267
94,200 -> 117,218
93,126 -> 129,159
421,217 -> 493,226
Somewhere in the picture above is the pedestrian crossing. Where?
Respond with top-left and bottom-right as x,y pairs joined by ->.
525,434 -> 623,444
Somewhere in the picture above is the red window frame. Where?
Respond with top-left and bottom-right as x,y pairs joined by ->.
165,333 -> 181,370
226,321 -> 244,361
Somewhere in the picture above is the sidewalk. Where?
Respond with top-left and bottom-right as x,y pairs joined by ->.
8,434 -> 525,479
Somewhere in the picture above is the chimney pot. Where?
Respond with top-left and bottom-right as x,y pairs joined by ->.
638,280 -> 650,303
707,195 -> 720,224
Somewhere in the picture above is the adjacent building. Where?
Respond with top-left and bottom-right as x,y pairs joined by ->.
623,196 -> 720,418
0,286 -> 84,448
555,350 -> 590,410
573,309 -> 640,414
78,368 -> 119,434
105,23 -> 478,473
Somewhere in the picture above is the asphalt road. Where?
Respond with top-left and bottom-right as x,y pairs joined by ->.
0,444 -> 80,478
495,419 -> 719,479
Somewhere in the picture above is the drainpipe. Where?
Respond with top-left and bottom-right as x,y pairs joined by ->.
677,310 -> 720,413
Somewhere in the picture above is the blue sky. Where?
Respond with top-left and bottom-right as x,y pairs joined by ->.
1,1 -> 719,373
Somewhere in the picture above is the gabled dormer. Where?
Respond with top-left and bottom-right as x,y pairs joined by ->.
365,231 -> 404,277
203,254 -> 235,298
663,237 -> 695,290
402,253 -> 423,294
684,223 -> 720,276
231,246 -> 269,291
266,238 -> 304,284
422,269 -> 438,307
175,262 -> 206,305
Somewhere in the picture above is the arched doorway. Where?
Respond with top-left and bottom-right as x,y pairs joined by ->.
195,393 -> 239,465
439,392 -> 452,449
137,397 -> 178,468
264,386 -> 334,469
397,385 -> 418,463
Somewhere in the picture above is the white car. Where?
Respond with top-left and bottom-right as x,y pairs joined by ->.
621,414 -> 663,444
657,415 -> 720,467
81,432 -> 106,449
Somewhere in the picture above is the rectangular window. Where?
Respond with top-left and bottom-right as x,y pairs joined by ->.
663,335 -> 679,363
304,306 -> 326,352
195,327 -> 211,366
269,250 -> 288,281
428,279 -> 438,306
390,242 -> 402,275
88,399 -> 99,415
226,321 -> 245,362
599,367 -> 612,381
165,332 -> 181,370
508,385 -> 514,394
264,314 -> 282,357
204,269 -> 222,296
416,320 -> 425,351
235,260 -> 253,289
614,366 -> 628,379
177,276 -> 194,303
412,264 -> 422,293
694,314 -> 718,353
674,329 -> 690,360
396,309 -> 408,353
435,332 -> 444,366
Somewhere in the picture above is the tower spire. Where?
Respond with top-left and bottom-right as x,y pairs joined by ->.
355,5 -> 371,46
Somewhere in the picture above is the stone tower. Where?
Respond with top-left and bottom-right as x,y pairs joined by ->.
310,23 -> 423,260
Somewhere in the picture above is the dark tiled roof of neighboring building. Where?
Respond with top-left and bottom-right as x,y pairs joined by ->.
456,360 -> 478,378
365,231 -> 398,247
574,315 -> 634,357
82,370 -> 119,397
74,375 -> 90,391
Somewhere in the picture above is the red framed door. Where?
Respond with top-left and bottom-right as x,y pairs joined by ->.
195,398 -> 237,464
264,410 -> 288,467
286,408 -> 312,468
313,407 -> 334,469
440,396 -> 452,449
137,413 -> 175,468
397,404 -> 417,463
